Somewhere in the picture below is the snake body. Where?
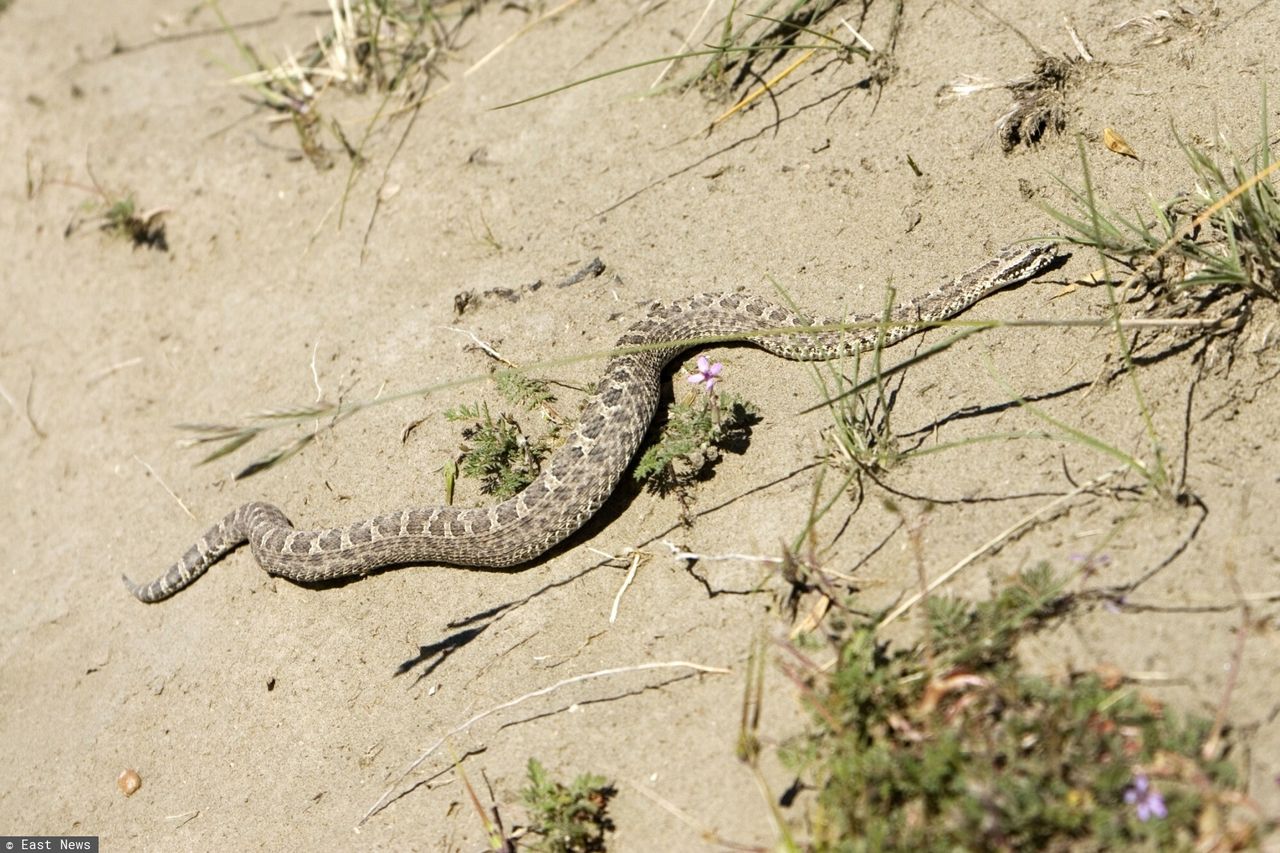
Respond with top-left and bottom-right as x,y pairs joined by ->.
125,244 -> 1059,602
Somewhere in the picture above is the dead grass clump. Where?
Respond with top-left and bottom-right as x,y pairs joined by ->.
219,0 -> 484,168
995,54 -> 1076,152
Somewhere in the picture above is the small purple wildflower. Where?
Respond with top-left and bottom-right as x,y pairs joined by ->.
1069,551 -> 1112,578
1124,774 -> 1167,822
687,355 -> 723,393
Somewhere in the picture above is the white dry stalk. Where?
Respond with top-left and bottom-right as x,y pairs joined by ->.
609,551 -> 643,623
283,47 -> 317,99
324,0 -> 357,84
651,0 -> 719,89
465,0 -> 585,79
85,356 -> 143,388
629,777 -> 734,840
358,659 -> 730,826
134,454 -> 196,520
310,341 -> 323,403
937,74 -> 1004,101
878,467 -> 1124,628
230,55 -> 324,96
662,540 -> 784,565
1064,20 -> 1094,62
1112,7 -> 1202,45
840,18 -> 875,52
442,326 -> 516,367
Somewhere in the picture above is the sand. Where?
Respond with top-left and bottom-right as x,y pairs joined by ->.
2,0 -> 1278,848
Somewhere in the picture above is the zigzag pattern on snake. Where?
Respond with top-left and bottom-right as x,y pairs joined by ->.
124,243 -> 1060,602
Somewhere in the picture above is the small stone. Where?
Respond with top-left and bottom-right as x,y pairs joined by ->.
118,768 -> 142,796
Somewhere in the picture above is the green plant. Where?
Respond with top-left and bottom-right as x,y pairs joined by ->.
99,192 -> 169,251
444,373 -> 558,500
494,371 -> 556,410
781,567 -> 1266,849
62,164 -> 169,251
520,758 -> 614,853
444,401 -> 550,499
632,376 -> 759,499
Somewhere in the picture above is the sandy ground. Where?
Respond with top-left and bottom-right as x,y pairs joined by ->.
2,0 -> 1278,849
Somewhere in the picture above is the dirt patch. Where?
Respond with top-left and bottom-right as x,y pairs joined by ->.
1,0 -> 1277,848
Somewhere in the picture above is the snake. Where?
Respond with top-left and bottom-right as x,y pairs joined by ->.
124,243 -> 1060,602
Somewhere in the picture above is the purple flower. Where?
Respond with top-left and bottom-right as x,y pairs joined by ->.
1124,774 -> 1167,822
687,355 -> 723,392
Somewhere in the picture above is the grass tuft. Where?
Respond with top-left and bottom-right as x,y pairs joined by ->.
1043,93 -> 1280,308
498,1 -> 882,113
212,0 -> 478,169
689,1 -> 867,95
812,305 -> 901,481
223,0 -> 468,110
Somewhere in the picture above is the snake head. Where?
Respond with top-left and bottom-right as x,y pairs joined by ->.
994,242 -> 1063,285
